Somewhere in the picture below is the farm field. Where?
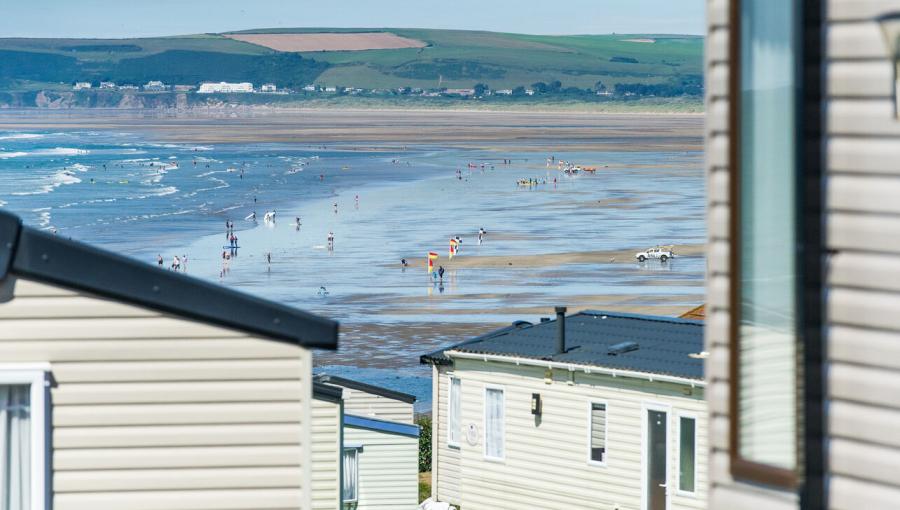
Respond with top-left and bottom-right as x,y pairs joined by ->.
0,28 -> 702,93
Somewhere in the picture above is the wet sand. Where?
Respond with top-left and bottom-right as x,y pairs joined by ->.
0,109 -> 702,151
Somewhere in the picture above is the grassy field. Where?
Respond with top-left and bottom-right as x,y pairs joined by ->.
0,28 -> 702,94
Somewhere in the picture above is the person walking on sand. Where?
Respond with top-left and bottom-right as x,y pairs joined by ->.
327,231 -> 335,248
438,265 -> 445,282
333,202 -> 338,214
157,254 -> 163,267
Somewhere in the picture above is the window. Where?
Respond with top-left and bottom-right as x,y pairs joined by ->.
588,402 -> 607,465
448,377 -> 461,447
342,448 -> 359,503
678,416 -> 696,494
483,387 -> 504,460
0,370 -> 48,510
729,0 -> 814,488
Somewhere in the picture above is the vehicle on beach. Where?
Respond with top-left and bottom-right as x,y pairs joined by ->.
635,245 -> 675,262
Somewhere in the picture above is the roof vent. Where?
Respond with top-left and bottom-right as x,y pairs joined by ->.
540,317 -> 551,323
607,341 -> 639,356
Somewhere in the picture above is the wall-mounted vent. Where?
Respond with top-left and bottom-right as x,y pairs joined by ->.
607,341 -> 639,356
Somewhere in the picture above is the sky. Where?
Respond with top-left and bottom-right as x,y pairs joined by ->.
1,1 -> 705,38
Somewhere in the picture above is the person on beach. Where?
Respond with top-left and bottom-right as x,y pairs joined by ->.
455,236 -> 463,255
157,254 -> 163,267
401,258 -> 408,267
478,227 -> 486,244
266,252 -> 272,265
327,231 -> 335,248
438,266 -> 445,282
333,202 -> 338,214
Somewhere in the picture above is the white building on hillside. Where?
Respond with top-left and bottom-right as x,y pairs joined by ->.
73,82 -> 92,90
99,81 -> 116,90
260,83 -> 277,93
198,82 -> 254,94
143,81 -> 167,92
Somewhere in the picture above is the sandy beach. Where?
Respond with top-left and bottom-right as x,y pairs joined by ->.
0,109 -> 702,151
0,109 -> 704,406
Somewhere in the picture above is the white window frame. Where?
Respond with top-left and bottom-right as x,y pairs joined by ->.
676,411 -> 698,497
482,384 -> 505,462
0,365 -> 50,510
341,446 -> 360,504
586,399 -> 608,467
447,375 -> 461,448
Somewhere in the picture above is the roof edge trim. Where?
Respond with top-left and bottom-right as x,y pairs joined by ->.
315,374 -> 416,403
1,213 -> 337,349
344,414 -> 420,438
446,350 -> 706,387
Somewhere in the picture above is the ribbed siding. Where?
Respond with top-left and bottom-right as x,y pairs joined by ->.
433,366 -> 461,505
311,398 -> 341,510
448,358 -> 706,510
825,1 -> 900,508
0,277 -> 312,510
344,426 -> 419,510
339,386 -> 414,424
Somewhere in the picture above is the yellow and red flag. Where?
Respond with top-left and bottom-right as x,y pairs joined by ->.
428,251 -> 439,273
449,238 -> 459,259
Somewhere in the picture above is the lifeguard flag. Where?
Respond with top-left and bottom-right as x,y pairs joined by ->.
428,251 -> 439,273
449,238 -> 459,259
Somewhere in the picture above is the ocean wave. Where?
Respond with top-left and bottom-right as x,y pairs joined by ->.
10,169 -> 82,196
0,133 -> 43,141
33,208 -> 52,228
0,147 -> 89,159
69,163 -> 90,172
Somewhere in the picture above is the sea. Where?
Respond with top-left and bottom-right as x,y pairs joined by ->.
0,129 -> 705,410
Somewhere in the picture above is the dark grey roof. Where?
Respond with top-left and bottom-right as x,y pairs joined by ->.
314,374 -> 416,404
421,311 -> 704,380
0,210 -> 338,349
313,382 -> 343,404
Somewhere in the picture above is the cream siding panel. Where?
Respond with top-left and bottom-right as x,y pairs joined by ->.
826,0 -> 900,502
54,446 -> 302,470
0,277 -> 313,509
829,137 -> 900,174
311,398 -> 341,510
828,61 -> 894,97
53,488 -> 302,510
340,386 -> 414,424
828,21 -> 891,59
828,0 -> 900,21
344,426 -> 419,510
448,359 -> 706,510
433,366 -> 462,505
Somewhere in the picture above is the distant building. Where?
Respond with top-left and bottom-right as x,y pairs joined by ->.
73,82 -> 92,91
260,83 -> 277,93
173,85 -> 195,92
596,90 -> 613,96
422,309 -> 706,510
118,84 -> 139,91
311,375 -> 419,510
324,86 -> 337,93
443,88 -> 475,97
303,84 -> 318,92
197,82 -> 254,94
99,81 -> 116,90
525,89 -> 535,96
143,81 -> 167,92
495,89 -> 513,96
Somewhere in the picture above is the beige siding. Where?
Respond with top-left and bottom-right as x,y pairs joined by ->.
432,365 -> 461,505
311,397 -> 342,510
344,425 -> 419,510
826,1 -> 900,508
0,277 -> 313,510
338,386 -> 414,424
445,358 -> 706,510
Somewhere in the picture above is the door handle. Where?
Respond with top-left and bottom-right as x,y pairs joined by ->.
658,483 -> 667,488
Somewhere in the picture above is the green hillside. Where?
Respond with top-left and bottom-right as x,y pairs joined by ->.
0,28 -> 702,96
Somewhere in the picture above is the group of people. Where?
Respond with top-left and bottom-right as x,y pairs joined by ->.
157,253 -> 187,272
